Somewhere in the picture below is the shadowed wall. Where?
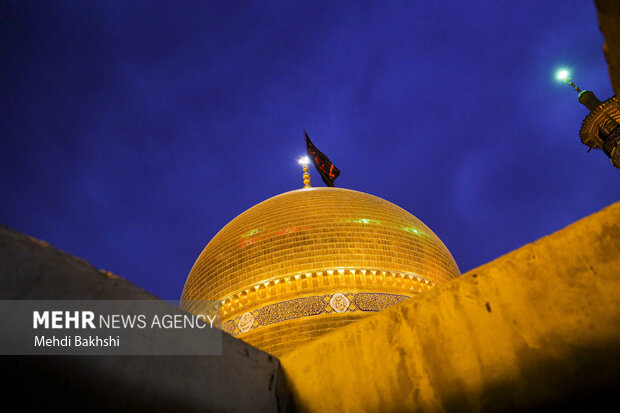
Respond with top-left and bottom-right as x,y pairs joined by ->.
282,202 -> 620,412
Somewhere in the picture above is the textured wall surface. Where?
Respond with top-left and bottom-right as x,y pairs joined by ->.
596,0 -> 620,95
0,224 -> 294,412
282,202 -> 620,412
182,187 -> 460,357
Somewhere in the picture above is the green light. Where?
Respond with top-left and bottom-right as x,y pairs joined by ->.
356,218 -> 378,224
241,229 -> 259,238
346,218 -> 380,225
556,69 -> 570,81
403,227 -> 425,236
554,67 -> 582,93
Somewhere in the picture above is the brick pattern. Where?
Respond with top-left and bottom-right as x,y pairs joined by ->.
181,187 -> 460,356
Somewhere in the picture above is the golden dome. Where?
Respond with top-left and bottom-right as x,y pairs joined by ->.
181,187 -> 460,357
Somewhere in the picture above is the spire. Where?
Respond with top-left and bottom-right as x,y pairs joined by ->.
556,69 -> 603,111
556,68 -> 620,169
557,69 -> 581,93
298,156 -> 311,188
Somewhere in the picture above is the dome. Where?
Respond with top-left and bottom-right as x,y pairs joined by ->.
181,187 -> 460,356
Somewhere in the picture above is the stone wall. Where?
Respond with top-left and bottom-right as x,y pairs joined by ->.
0,224 -> 294,412
282,202 -> 620,412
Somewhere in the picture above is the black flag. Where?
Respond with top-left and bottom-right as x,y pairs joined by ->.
305,131 -> 340,187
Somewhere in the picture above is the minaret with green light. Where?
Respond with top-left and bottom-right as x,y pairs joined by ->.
556,68 -> 620,169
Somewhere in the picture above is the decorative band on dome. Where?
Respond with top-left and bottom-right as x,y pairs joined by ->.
221,291 -> 412,337
203,268 -> 435,319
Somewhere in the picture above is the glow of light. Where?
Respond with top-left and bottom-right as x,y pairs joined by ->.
298,156 -> 310,166
556,69 -> 570,81
348,218 -> 380,224
403,226 -> 425,236
241,228 -> 259,238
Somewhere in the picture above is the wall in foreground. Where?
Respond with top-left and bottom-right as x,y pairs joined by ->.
282,202 -> 620,412
0,224 -> 294,412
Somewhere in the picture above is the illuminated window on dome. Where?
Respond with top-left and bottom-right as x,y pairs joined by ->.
402,227 -> 426,236
238,226 -> 302,248
346,218 -> 380,225
241,229 -> 259,238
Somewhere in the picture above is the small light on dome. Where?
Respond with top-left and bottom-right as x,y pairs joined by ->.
556,69 -> 570,81
555,67 -> 583,93
298,156 -> 310,166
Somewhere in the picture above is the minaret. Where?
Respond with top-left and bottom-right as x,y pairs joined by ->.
557,69 -> 620,169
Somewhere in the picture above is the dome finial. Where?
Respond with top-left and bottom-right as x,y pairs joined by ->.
298,156 -> 311,188
556,68 -> 604,111
556,69 -> 581,93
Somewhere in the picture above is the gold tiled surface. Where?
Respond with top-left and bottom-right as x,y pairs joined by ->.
181,187 -> 460,356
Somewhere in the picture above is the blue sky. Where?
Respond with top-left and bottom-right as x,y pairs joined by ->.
1,1 -> 617,299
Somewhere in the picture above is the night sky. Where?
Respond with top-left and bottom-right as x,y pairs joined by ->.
1,1 -> 617,300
